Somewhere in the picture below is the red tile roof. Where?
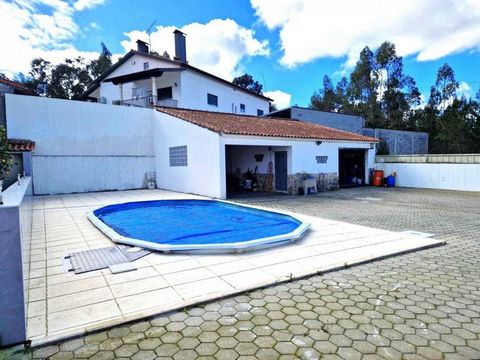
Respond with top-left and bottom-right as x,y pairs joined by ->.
0,78 -> 34,95
7,139 -> 36,152
156,107 -> 379,142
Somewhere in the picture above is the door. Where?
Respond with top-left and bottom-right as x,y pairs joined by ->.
338,149 -> 367,187
274,151 -> 288,191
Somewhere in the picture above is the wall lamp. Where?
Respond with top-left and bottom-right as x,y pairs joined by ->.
316,141 -> 323,146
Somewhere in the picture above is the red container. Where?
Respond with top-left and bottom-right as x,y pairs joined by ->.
373,170 -> 384,186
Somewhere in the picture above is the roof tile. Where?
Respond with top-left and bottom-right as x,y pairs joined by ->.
7,139 -> 36,152
155,107 -> 379,142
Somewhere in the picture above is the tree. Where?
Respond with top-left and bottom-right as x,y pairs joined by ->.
25,58 -> 52,96
310,75 -> 336,111
47,57 -> 92,99
232,73 -> 263,94
89,42 -> 112,78
374,42 -> 420,130
430,63 -> 459,112
347,46 -> 384,128
0,126 -> 12,182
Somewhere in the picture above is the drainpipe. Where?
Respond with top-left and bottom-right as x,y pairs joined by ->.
151,76 -> 157,105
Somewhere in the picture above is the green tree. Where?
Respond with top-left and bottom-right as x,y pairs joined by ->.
47,57 -> 92,99
232,73 -> 263,94
375,42 -> 420,130
430,63 -> 459,112
0,126 -> 12,182
310,75 -> 336,111
89,42 -> 112,78
347,46 -> 384,128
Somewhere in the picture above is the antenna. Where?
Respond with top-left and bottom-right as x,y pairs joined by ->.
146,19 -> 158,52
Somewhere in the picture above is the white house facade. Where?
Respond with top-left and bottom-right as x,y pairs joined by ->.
5,95 -> 378,198
80,31 -> 271,116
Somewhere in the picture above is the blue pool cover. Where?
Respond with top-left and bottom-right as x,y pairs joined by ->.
92,199 -> 307,250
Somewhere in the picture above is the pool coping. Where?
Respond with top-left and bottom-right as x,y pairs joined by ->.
87,199 -> 311,253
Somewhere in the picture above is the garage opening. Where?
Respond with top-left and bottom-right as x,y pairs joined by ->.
338,149 -> 367,187
225,145 -> 290,198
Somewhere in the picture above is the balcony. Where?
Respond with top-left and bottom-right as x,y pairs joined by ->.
113,97 -> 178,108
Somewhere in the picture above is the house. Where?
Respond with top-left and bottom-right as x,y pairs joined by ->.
0,77 -> 35,189
79,30 -> 271,116
5,94 -> 378,198
268,106 -> 429,156
1,76 -> 35,127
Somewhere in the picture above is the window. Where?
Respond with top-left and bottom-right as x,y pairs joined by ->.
157,87 -> 173,99
207,93 -> 218,106
143,62 -> 149,70
316,156 -> 328,164
257,109 -> 264,116
169,146 -> 188,166
240,104 -> 246,113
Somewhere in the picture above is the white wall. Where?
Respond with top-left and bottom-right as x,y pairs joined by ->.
6,94 -> 155,195
97,53 -> 270,114
177,70 -> 269,115
153,112 -> 223,198
222,136 -> 374,175
376,163 -> 480,192
227,146 -> 281,175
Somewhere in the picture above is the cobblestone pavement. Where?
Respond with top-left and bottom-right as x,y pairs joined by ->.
3,187 -> 480,360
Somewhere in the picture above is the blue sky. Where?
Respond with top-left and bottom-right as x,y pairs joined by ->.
1,0 -> 479,108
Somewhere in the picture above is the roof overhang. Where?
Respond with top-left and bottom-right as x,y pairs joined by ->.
104,68 -> 183,85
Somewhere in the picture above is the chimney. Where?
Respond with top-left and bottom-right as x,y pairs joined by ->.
173,29 -> 187,63
136,39 -> 149,54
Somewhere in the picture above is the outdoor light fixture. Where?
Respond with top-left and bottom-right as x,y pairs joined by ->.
316,141 -> 322,146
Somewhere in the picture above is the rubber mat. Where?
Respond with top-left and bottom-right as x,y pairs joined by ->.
64,245 -> 150,274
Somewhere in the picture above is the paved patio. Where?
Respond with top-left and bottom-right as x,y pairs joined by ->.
22,189 -> 442,345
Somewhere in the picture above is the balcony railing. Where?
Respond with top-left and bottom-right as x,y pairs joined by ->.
113,97 -> 178,108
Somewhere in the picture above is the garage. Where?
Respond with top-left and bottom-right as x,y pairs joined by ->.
225,145 -> 291,197
338,148 -> 367,187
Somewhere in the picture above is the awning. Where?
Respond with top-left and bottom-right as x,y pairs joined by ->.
104,68 -> 184,85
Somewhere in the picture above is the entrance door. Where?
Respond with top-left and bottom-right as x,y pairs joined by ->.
274,151 -> 288,191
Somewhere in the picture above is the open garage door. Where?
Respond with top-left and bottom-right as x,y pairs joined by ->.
339,149 -> 367,187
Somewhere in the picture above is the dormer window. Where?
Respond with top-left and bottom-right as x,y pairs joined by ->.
143,62 -> 149,70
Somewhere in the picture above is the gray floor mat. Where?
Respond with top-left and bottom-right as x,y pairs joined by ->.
64,245 -> 150,274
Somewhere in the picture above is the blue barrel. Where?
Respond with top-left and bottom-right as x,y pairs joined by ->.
386,175 -> 395,187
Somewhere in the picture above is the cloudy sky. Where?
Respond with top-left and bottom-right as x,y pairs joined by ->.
1,0 -> 479,108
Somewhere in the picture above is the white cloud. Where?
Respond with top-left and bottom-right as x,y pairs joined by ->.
0,0 -> 108,77
264,90 -> 291,109
121,19 -> 270,80
73,0 -> 106,11
251,0 -> 480,67
458,81 -> 472,99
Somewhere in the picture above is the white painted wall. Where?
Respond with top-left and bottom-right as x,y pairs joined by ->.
221,136 -> 375,197
227,146 -> 280,175
6,94 -> 155,195
376,163 -> 480,192
222,136 -> 374,175
153,111 -> 223,198
96,53 -> 270,113
180,71 -> 269,115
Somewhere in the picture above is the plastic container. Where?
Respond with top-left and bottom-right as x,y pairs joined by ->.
372,170 -> 384,186
386,175 -> 395,187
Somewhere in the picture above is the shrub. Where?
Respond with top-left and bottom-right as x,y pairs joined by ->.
0,126 -> 12,181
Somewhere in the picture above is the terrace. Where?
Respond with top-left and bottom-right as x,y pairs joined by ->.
18,188 -> 442,345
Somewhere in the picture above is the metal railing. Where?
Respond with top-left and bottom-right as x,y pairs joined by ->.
113,97 -> 178,108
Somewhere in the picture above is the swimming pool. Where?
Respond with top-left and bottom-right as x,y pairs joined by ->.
88,199 -> 309,253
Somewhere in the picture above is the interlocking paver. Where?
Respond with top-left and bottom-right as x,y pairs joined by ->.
8,188 -> 480,360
